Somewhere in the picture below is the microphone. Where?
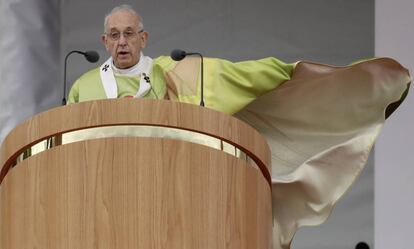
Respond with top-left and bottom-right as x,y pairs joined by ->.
170,49 -> 205,107
171,49 -> 187,61
84,51 -> 100,63
355,242 -> 370,249
62,50 -> 100,105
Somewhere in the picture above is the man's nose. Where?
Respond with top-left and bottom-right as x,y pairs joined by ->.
118,34 -> 128,45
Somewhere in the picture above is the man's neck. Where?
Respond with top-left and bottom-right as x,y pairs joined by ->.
113,51 -> 146,75
112,60 -> 141,75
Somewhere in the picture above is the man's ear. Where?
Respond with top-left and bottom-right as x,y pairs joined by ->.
101,34 -> 108,50
141,31 -> 149,49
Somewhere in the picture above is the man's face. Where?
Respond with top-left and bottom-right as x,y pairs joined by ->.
102,10 -> 148,69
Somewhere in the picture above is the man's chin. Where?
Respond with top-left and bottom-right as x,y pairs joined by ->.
115,60 -> 135,69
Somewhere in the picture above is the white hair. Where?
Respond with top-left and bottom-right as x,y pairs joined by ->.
104,4 -> 144,32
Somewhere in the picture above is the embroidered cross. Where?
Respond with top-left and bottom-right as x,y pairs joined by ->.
143,73 -> 150,83
102,64 -> 109,72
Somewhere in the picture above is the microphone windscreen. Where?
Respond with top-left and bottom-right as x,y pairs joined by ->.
84,51 -> 100,63
171,49 -> 186,61
355,242 -> 370,249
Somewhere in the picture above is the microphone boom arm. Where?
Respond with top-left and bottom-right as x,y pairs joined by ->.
187,53 -> 205,107
62,50 -> 99,105
173,50 -> 205,107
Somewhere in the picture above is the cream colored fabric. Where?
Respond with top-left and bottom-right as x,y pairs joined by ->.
235,58 -> 410,248
99,54 -> 154,98
67,55 -> 410,249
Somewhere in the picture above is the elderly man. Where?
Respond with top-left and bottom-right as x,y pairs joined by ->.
68,5 -> 294,114
67,4 -> 410,249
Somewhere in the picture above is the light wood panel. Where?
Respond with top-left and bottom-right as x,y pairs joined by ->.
0,99 -> 271,184
0,137 -> 272,249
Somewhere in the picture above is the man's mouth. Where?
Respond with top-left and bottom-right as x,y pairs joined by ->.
118,51 -> 130,56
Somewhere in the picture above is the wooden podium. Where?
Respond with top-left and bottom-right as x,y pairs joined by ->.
0,99 -> 272,249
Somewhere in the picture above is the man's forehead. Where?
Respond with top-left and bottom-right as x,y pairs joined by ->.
106,10 -> 140,30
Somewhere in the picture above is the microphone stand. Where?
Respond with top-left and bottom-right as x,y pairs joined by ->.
62,50 -> 84,105
62,50 -> 99,105
175,51 -> 205,107
191,53 -> 205,107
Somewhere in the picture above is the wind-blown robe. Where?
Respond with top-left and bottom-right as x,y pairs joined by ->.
69,56 -> 411,249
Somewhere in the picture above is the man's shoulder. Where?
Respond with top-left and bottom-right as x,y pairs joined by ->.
76,67 -> 101,83
153,56 -> 176,70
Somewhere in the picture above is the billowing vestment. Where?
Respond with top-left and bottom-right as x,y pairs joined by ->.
68,56 -> 410,249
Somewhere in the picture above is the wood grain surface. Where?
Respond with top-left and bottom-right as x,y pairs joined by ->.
0,137 -> 272,249
0,99 -> 271,184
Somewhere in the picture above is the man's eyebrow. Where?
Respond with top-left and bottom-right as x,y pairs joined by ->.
109,26 -> 135,31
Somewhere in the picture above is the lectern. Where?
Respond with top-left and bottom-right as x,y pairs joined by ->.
0,99 -> 272,249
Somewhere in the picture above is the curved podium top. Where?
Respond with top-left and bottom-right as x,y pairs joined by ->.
0,99 -> 271,185
0,99 -> 273,249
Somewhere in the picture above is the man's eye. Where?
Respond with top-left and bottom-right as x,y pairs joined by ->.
110,33 -> 120,38
124,31 -> 134,37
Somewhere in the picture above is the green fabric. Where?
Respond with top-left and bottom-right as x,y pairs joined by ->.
116,76 -> 141,98
68,56 -> 295,114
68,57 -> 169,103
202,57 -> 294,114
